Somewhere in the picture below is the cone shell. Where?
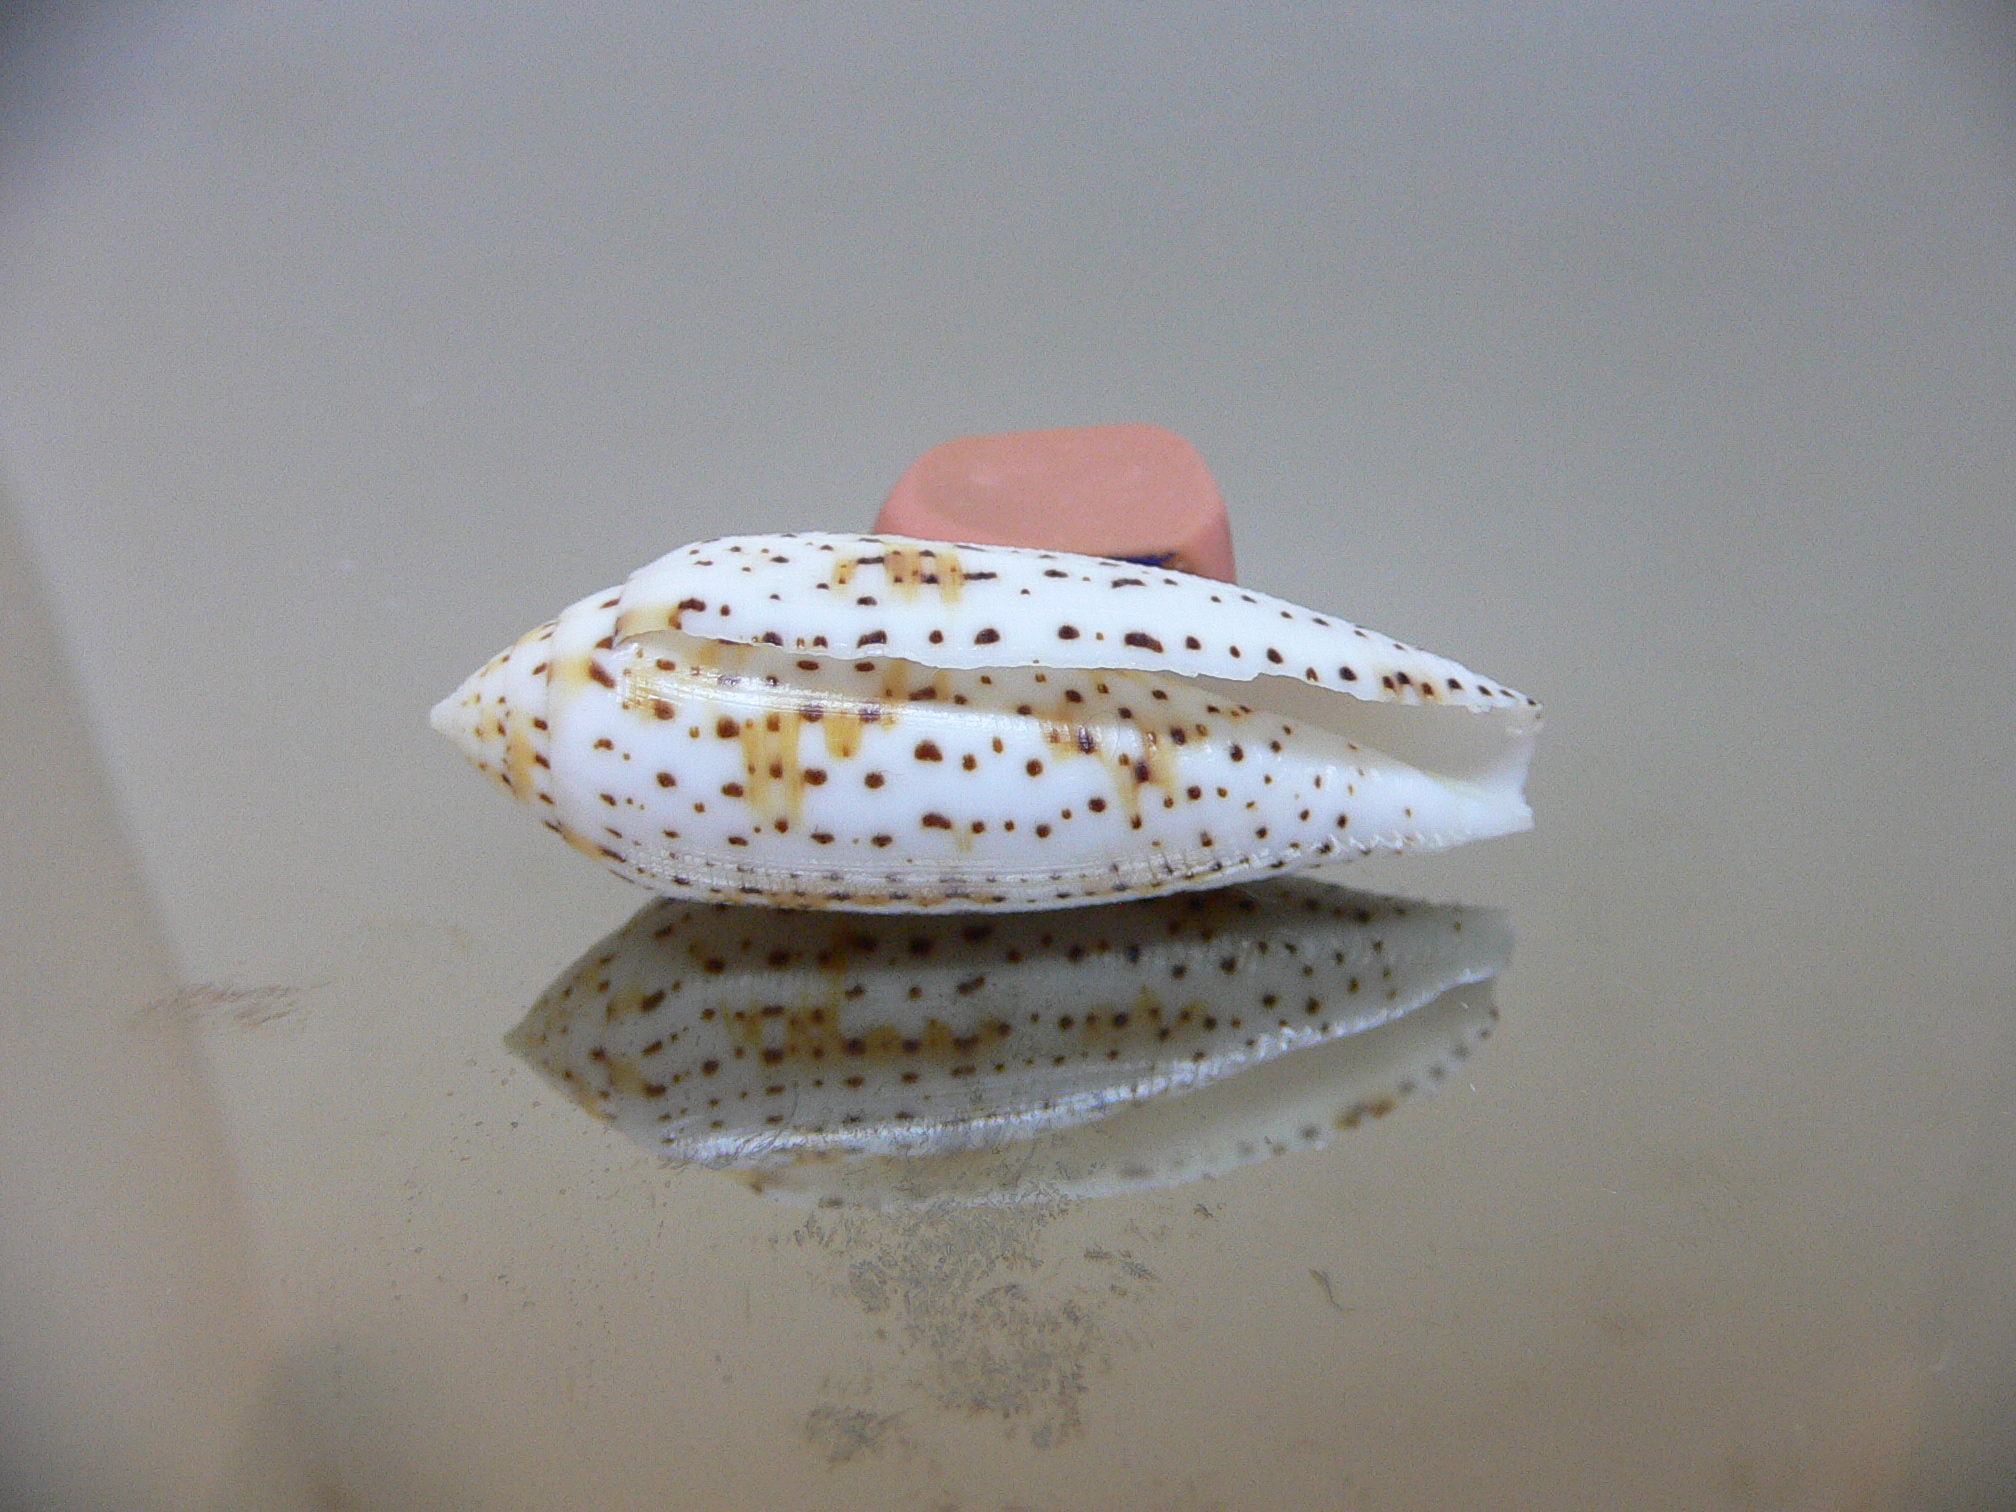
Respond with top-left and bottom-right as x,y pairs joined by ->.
434,533 -> 1540,912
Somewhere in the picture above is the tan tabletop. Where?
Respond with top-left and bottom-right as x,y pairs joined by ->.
2,8 -> 2012,1510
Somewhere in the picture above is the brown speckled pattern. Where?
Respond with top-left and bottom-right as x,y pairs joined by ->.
434,533 -> 1540,911
503,878 -> 1512,1166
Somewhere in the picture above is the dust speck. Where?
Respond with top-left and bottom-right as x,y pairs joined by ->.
1310,1268 -> 1351,1314
803,1404 -> 902,1465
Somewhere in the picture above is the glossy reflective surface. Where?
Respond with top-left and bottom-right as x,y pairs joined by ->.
3,7 -> 2014,1510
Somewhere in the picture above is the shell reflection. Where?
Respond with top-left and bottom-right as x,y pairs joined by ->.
508,878 -> 1509,1198
744,978 -> 1498,1206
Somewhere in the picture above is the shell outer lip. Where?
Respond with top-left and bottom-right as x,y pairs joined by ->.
614,531 -> 1542,719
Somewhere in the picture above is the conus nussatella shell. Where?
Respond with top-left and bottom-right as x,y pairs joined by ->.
434,533 -> 1540,912
504,878 -> 1511,1173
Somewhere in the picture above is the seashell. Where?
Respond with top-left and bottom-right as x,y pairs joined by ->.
503,878 -> 1511,1171
434,533 -> 1540,912
735,979 -> 1500,1207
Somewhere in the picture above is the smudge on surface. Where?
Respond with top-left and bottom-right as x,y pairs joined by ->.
803,1403 -> 904,1465
133,982 -> 314,1034
788,1196 -> 1160,1448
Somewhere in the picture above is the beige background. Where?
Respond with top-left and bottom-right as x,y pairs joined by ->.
3,4 -> 2014,1509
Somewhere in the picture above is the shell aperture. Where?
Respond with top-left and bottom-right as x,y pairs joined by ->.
504,878 -> 1512,1181
434,533 -> 1540,912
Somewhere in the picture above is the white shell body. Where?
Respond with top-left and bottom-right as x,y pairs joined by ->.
504,879 -> 1511,1169
434,533 -> 1540,912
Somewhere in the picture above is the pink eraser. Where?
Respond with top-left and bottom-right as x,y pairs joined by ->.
875,423 -> 1236,582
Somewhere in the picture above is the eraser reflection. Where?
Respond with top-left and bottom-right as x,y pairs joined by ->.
507,879 -> 1510,1203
